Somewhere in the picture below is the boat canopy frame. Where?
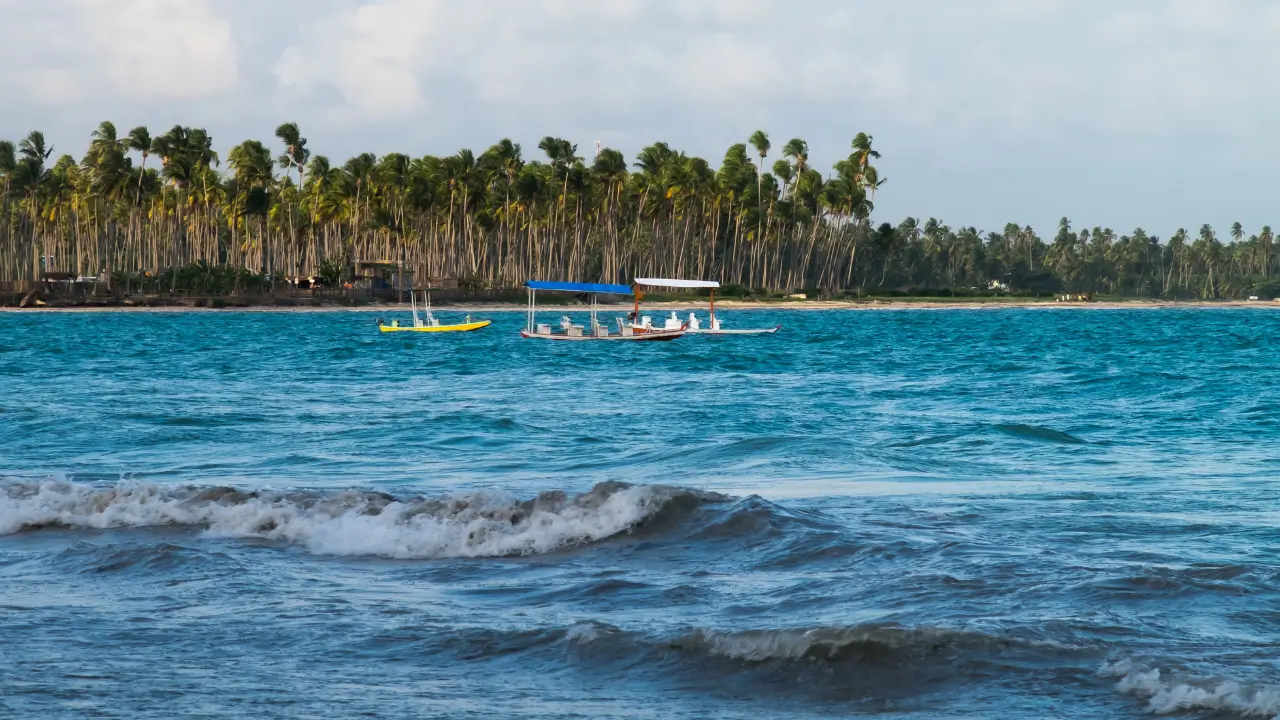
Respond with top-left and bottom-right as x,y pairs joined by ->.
526,281 -> 633,294
524,280 -> 632,336
631,277 -> 723,326
633,278 -> 720,289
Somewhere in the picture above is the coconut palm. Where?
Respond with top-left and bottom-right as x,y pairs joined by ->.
781,138 -> 808,200
274,122 -> 310,189
852,133 -> 880,170
9,119 -> 1280,300
126,127 -> 152,207
748,130 -> 770,238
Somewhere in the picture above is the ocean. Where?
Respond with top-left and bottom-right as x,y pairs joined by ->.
2,307 -> 1279,719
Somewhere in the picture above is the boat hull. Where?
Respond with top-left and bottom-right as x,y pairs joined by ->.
521,328 -> 684,341
379,320 -> 492,333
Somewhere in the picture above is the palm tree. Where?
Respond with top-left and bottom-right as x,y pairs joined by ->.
275,122 -> 310,189
748,130 -> 770,240
188,128 -> 219,217
851,133 -> 880,171
273,123 -> 309,282
591,147 -> 627,282
861,165 -> 885,204
228,139 -> 275,276
0,140 -> 15,280
782,138 -> 808,200
16,118 -> 1280,301
88,122 -> 120,161
18,131 -> 53,164
771,160 -> 794,198
14,132 -> 53,278
851,133 -> 882,200
537,136 -> 578,200
1261,226 -> 1274,280
125,127 -> 153,207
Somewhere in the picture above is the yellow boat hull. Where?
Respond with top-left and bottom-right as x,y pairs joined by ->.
378,320 -> 491,333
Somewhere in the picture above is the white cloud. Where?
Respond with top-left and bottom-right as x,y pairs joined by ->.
0,0 -> 237,106
276,1 -> 431,122
272,0 -> 910,127
81,0 -> 238,101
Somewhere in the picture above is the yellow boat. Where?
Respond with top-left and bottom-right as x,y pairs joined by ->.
377,289 -> 490,333
379,319 -> 491,333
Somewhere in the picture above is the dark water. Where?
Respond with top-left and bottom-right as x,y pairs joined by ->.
3,307 -> 1280,719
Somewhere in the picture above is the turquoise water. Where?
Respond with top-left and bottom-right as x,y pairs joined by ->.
3,308 -> 1280,718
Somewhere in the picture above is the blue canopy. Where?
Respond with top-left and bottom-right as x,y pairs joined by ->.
526,281 -> 632,295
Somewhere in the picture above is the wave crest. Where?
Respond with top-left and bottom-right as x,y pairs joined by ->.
672,624 -> 1058,664
0,479 -> 721,559
1102,658 -> 1280,717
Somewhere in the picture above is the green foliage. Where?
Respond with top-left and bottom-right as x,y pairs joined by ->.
316,258 -> 346,288
3,120 -> 1279,300
1249,280 -> 1280,300
111,262 -> 275,295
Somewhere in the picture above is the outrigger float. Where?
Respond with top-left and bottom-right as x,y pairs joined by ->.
521,281 -> 685,341
378,288 -> 491,333
630,278 -> 781,335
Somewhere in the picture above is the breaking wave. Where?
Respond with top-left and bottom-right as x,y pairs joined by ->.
412,620 -> 1081,673
667,625 -> 1058,663
1102,658 -> 1280,717
0,479 -> 725,559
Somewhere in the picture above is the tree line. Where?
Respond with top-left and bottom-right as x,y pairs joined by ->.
0,121 -> 1273,298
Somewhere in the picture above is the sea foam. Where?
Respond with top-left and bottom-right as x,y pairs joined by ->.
1102,658 -> 1280,718
0,479 -> 693,559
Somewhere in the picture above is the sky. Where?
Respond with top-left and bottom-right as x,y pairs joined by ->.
0,0 -> 1276,239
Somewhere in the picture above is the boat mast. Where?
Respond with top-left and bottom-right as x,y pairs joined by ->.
527,287 -> 535,333
709,288 -> 715,326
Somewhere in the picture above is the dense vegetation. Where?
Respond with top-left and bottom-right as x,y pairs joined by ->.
0,122 -> 1275,298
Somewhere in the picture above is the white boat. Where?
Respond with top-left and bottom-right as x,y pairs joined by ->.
632,278 -> 781,335
521,281 -> 685,342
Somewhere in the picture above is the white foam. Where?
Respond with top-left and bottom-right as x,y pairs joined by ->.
1102,658 -> 1280,718
565,623 -> 600,644
684,625 -> 993,662
0,480 -> 680,559
691,627 -> 850,661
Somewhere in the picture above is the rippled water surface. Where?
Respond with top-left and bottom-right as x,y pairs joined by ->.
4,307 -> 1280,719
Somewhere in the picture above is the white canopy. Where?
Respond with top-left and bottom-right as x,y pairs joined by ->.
634,278 -> 720,289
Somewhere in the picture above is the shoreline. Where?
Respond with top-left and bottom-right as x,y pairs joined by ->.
4,298 -> 1280,313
